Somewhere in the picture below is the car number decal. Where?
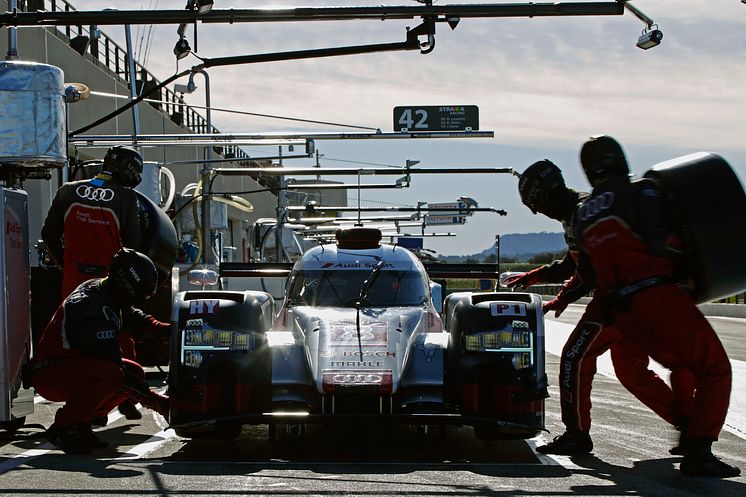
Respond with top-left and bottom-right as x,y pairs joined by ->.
490,302 -> 527,317
328,321 -> 388,346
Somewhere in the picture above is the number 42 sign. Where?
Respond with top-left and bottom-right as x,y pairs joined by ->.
393,105 -> 479,132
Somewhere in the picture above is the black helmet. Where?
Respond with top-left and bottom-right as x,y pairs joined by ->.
107,248 -> 158,306
103,146 -> 144,188
518,160 -> 567,215
579,135 -> 629,187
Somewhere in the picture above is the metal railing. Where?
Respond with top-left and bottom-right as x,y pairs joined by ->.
20,0 -> 252,162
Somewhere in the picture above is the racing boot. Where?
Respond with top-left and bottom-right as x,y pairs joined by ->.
76,423 -> 110,449
679,438 -> 741,478
536,430 -> 593,455
90,415 -> 109,427
45,423 -> 108,454
669,417 -> 689,456
117,400 -> 143,420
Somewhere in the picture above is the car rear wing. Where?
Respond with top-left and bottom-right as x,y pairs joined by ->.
219,262 -> 293,278
219,262 -> 501,280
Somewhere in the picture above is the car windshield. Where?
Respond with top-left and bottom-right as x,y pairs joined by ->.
286,269 -> 429,307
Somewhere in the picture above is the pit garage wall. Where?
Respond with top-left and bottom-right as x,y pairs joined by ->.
0,0 -> 278,265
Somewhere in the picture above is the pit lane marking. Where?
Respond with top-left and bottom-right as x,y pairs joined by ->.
0,399 -> 135,476
545,320 -> 746,442
527,436 -> 582,469
110,411 -> 175,461
0,443 -> 55,475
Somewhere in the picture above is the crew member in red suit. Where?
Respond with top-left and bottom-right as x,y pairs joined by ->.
31,249 -> 169,455
574,135 -> 739,477
41,145 -> 147,420
506,159 -> 694,455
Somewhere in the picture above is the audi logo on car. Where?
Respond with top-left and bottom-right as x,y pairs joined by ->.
321,369 -> 393,393
75,185 -> 115,202
332,373 -> 383,384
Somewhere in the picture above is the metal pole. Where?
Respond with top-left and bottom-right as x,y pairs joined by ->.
274,146 -> 286,261
5,0 -> 17,59
495,234 -> 501,289
124,25 -> 140,143
188,69 -> 213,264
276,176 -> 287,262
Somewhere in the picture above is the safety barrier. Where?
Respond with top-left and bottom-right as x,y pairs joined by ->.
529,284 -> 746,318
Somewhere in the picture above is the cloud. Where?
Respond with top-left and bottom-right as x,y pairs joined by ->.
68,0 -> 746,254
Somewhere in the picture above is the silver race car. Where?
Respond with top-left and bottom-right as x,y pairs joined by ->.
167,227 -> 547,440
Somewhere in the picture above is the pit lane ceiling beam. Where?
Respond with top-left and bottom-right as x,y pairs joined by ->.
69,131 -> 494,146
1,3 -> 625,27
286,206 -> 508,215
287,183 -> 406,190
216,166 -> 513,176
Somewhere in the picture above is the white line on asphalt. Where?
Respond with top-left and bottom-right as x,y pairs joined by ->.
526,436 -> 580,468
0,443 -> 54,475
110,428 -> 176,460
109,411 -> 174,460
545,320 -> 746,441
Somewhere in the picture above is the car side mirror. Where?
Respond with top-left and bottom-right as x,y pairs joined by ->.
430,281 -> 443,314
187,268 -> 219,287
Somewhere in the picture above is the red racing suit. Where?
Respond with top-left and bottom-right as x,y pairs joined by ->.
31,279 -> 168,427
538,192 -> 693,432
574,176 -> 731,441
41,173 -> 142,299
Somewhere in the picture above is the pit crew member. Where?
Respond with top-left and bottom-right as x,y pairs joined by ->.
574,135 -> 739,478
31,249 -> 169,455
507,159 -> 694,456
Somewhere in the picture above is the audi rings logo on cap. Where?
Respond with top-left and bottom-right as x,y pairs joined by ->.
76,185 -> 115,202
579,192 -> 615,220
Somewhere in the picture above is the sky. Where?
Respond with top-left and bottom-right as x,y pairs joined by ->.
65,1 -> 746,255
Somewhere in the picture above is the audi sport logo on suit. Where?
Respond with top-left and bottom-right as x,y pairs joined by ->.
578,192 -> 614,221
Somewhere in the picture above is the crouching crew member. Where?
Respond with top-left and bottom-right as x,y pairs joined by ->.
31,249 -> 170,455
574,135 -> 739,478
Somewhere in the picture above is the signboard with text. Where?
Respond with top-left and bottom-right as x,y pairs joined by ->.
424,200 -> 470,225
393,106 -> 479,131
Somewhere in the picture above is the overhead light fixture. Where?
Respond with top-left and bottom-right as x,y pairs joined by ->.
174,36 -> 191,59
637,27 -> 663,50
624,2 -> 663,50
174,78 -> 197,94
196,0 -> 214,14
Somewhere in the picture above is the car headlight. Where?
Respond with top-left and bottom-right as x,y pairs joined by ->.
463,330 -> 532,351
462,320 -> 534,369
180,318 -> 254,367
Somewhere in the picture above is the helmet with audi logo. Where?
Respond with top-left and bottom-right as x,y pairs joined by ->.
103,145 -> 144,188
106,247 -> 158,306
580,135 -> 629,188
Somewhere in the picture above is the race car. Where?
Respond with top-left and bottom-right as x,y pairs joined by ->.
167,227 -> 547,440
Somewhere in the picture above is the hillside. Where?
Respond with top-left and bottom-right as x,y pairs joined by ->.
439,232 -> 566,262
